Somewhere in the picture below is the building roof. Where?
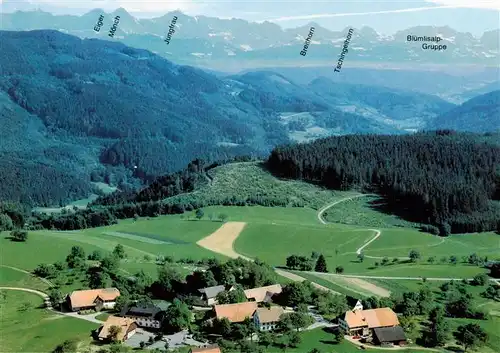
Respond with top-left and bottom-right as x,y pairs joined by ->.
254,306 -> 285,323
68,288 -> 120,309
244,284 -> 282,302
98,315 -> 136,341
190,344 -> 222,353
373,326 -> 407,343
120,302 -> 164,320
343,308 -> 399,329
214,302 -> 258,323
199,285 -> 226,299
344,309 -> 367,328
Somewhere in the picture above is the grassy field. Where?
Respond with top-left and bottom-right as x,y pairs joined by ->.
264,328 -> 438,353
1,216 -> 224,276
228,205 -> 498,278
0,290 -> 98,352
323,194 -> 419,228
0,267 -> 50,292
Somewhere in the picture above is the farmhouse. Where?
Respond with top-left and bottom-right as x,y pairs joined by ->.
244,284 -> 282,303
214,302 -> 258,323
67,288 -> 120,312
199,285 -> 232,306
339,307 -> 400,337
98,315 -> 137,342
253,306 -> 284,331
189,344 -> 222,353
120,302 -> 166,329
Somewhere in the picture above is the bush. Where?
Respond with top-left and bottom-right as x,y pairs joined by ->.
10,229 -> 28,242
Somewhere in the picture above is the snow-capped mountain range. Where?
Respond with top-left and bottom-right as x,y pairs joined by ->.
1,8 -> 498,70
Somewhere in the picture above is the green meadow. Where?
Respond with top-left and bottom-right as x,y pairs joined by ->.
0,290 -> 98,352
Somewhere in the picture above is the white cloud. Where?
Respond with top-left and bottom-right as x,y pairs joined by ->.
265,6 -> 457,22
265,2 -> 499,23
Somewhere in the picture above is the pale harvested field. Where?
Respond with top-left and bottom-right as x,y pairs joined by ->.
342,277 -> 391,297
196,222 -> 251,260
313,273 -> 391,297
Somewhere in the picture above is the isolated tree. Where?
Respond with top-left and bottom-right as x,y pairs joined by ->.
455,323 -> 488,352
112,244 -> 126,259
49,288 -> 64,311
315,254 -> 328,272
33,264 -> 56,278
332,330 -> 344,344
427,256 -> 436,264
107,325 -> 122,343
409,250 -> 421,262
357,252 -> 365,263
259,331 -> 273,349
195,208 -> 204,220
0,213 -> 14,231
422,306 -> 449,347
289,330 -> 301,347
52,339 -> 78,353
218,213 -> 228,222
10,230 -> 28,242
449,255 -> 458,265
381,257 -> 390,266
482,284 -> 500,300
473,273 -> 488,286
335,266 -> 344,274
163,299 -> 191,332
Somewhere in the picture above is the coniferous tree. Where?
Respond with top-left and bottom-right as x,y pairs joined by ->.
315,254 -> 328,273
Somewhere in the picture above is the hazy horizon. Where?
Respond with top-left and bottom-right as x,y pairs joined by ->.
1,0 -> 499,35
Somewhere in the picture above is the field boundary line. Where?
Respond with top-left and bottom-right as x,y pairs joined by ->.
0,265 -> 53,286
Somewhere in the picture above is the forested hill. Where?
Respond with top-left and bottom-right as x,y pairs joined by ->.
429,90 -> 500,132
0,30 -> 463,209
266,131 -> 500,234
22,132 -> 500,235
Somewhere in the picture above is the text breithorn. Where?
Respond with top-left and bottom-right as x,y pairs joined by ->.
334,28 -> 354,72
300,27 -> 315,56
164,16 -> 178,44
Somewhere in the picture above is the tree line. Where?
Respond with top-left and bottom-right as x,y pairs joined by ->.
266,131 -> 500,234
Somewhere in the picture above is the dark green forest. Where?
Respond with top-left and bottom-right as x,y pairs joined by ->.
5,132 -> 494,235
266,131 -> 500,234
0,30 -> 469,209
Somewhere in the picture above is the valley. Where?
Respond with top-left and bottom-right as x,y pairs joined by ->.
0,4 -> 499,353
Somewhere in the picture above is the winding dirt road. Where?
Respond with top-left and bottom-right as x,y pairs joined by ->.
317,194 -> 377,225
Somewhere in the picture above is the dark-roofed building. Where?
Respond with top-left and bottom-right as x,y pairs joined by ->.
373,326 -> 407,346
199,285 -> 233,306
120,302 -> 166,329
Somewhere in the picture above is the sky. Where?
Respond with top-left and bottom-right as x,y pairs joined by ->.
1,0 -> 499,35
